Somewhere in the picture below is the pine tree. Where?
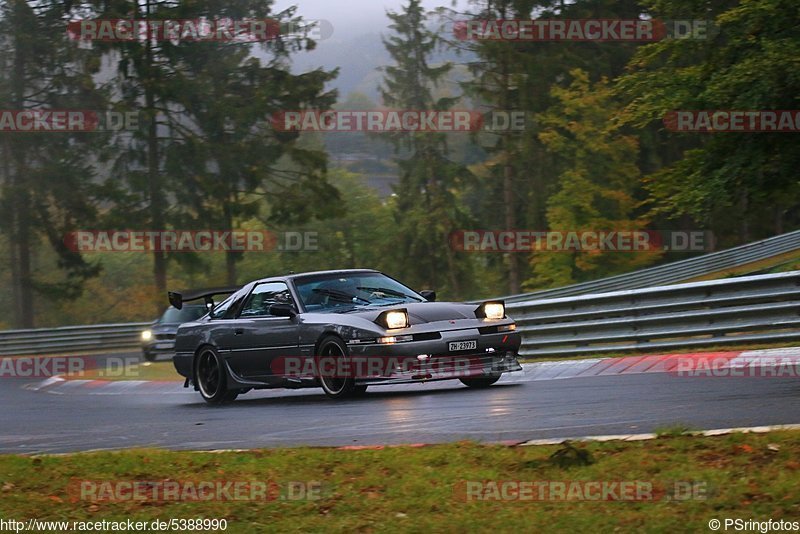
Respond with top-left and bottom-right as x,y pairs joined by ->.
161,3 -> 339,285
86,0 -> 339,297
0,0 -> 105,327
85,0 -> 185,312
380,0 -> 471,297
458,0 -> 529,295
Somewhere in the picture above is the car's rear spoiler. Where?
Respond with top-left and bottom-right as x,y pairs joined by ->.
168,287 -> 239,310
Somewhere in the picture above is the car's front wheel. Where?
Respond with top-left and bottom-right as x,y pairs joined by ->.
459,376 -> 501,388
316,336 -> 356,399
195,347 -> 239,404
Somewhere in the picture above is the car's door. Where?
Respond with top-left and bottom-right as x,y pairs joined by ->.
227,281 -> 301,379
205,290 -> 247,355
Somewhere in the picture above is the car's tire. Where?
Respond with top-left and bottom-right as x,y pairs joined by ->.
459,376 -> 501,388
142,350 -> 156,362
316,336 -> 356,399
195,347 -> 238,404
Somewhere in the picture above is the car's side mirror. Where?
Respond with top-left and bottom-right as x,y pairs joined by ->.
269,303 -> 297,318
420,290 -> 436,302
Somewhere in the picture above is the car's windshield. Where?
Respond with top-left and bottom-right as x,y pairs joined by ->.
294,273 -> 424,312
159,306 -> 207,324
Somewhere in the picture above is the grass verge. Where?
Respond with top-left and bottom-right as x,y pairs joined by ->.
75,360 -> 182,382
1,431 -> 799,532
685,251 -> 800,282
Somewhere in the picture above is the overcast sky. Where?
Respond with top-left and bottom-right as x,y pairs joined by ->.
268,0 -> 468,98
273,0 -> 463,37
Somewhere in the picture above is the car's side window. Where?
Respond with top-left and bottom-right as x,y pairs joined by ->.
209,295 -> 235,320
239,282 -> 294,318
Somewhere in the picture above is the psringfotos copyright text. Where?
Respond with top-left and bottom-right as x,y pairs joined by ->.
708,519 -> 800,532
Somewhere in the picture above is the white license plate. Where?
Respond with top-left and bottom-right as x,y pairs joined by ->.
449,340 -> 477,352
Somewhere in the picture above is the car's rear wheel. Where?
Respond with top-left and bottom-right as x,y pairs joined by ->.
316,336 -> 356,399
459,376 -> 501,388
195,348 -> 238,404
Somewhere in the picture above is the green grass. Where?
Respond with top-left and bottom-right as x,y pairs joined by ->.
76,360 -> 182,382
684,249 -> 800,282
1,431 -> 800,532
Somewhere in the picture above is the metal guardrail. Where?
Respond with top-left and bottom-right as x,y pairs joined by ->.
3,272 -> 798,358
0,323 -> 149,356
503,229 -> 800,303
507,271 -> 800,357
0,230 -> 798,358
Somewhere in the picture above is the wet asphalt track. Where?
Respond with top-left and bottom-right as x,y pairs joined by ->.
1,352 -> 799,454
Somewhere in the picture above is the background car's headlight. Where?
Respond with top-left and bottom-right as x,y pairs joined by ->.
141,330 -> 152,342
476,301 -> 505,320
378,309 -> 410,329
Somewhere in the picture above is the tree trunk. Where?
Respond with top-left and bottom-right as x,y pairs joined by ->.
145,0 -> 166,313
738,188 -> 749,243
498,8 -> 521,296
225,252 -> 237,287
224,203 -> 236,286
774,204 -> 784,235
10,166 -> 34,328
504,160 -> 520,294
10,3 -> 35,328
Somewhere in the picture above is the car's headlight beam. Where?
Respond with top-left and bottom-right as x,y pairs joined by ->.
141,330 -> 153,342
476,301 -> 505,320
376,309 -> 410,330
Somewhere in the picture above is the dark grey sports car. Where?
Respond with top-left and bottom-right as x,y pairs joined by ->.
170,269 -> 522,403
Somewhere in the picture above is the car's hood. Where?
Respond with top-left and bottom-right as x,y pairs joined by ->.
150,323 -> 181,333
341,302 -> 478,325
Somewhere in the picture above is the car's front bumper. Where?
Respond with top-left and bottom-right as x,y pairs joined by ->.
351,351 -> 522,386
142,340 -> 176,355
344,328 -> 522,385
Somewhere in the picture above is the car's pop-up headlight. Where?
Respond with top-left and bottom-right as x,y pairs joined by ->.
476,301 -> 505,320
377,309 -> 410,330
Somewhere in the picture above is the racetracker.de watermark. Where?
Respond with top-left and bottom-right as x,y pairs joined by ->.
671,356 -> 800,378
453,19 -> 712,41
0,110 -> 140,132
67,18 -> 334,42
450,230 -> 712,252
68,479 -> 324,502
454,480 -> 708,501
0,356 -> 139,379
664,110 -> 800,132
270,110 -> 527,132
63,230 -> 318,253
270,354 -> 505,380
